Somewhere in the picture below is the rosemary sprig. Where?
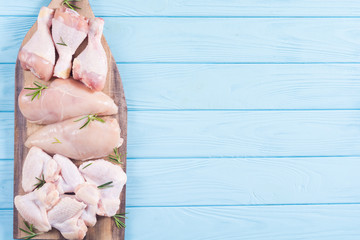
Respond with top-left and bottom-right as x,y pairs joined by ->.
62,0 -> 81,11
19,221 -> 40,239
52,137 -> 62,144
108,148 -> 126,164
56,37 -> 67,46
24,81 -> 48,101
113,213 -> 128,229
74,114 -> 105,129
97,181 -> 113,189
33,174 -> 46,190
82,162 -> 92,169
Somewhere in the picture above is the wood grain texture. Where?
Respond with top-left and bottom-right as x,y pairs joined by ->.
4,110 -> 360,159
3,204 -> 360,240
13,1 -> 127,239
2,0 -> 360,16
4,63 -> 360,111
2,157 -> 360,208
3,17 -> 360,63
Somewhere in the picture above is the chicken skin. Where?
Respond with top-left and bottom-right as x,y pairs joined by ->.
75,182 -> 100,226
19,78 -> 118,124
48,196 -> 87,240
73,18 -> 107,91
15,183 -> 59,232
52,7 -> 89,79
54,154 -> 85,193
18,7 -> 55,81
25,117 -> 123,160
22,146 -> 60,192
79,160 -> 127,216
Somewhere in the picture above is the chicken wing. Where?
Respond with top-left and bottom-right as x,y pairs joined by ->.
48,196 -> 87,240
22,146 -> 60,193
54,154 -> 85,193
75,182 -> 100,226
79,160 -> 127,216
14,183 -> 59,232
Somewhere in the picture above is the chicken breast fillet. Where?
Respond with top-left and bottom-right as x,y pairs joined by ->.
22,146 -> 60,192
19,78 -> 118,124
79,160 -> 127,216
25,117 -> 123,160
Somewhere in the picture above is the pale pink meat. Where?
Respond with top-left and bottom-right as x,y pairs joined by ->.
48,196 -> 87,240
52,7 -> 89,79
22,146 -> 60,193
18,78 -> 118,124
79,160 -> 127,216
14,183 -> 60,232
25,117 -> 123,160
73,18 -> 107,91
18,7 -> 55,81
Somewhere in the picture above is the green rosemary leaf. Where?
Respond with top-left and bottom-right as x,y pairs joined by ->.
75,114 -> 105,129
52,137 -> 62,144
33,174 -> 45,190
97,181 -> 113,189
113,213 -> 128,229
82,163 -> 92,169
56,37 -> 67,46
19,221 -> 40,239
24,81 -> 47,101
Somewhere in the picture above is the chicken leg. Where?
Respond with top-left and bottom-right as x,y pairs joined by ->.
18,7 -> 55,81
73,18 -> 108,91
52,7 -> 89,79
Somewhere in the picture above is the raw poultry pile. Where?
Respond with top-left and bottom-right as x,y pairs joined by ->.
14,6 -> 126,240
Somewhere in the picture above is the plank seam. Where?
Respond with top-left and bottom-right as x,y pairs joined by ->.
5,62 -> 360,65
4,15 -> 360,18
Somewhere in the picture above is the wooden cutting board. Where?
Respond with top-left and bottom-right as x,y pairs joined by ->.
13,0 -> 127,239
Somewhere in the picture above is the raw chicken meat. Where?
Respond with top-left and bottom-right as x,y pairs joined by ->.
75,182 -> 100,226
52,7 -> 89,79
73,18 -> 107,91
54,154 -> 85,193
25,117 -> 123,160
22,146 -> 60,192
48,196 -> 87,240
18,7 -> 55,81
79,160 -> 127,216
19,78 -> 118,124
15,183 -> 59,232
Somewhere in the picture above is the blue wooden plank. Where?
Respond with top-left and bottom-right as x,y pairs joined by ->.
3,157 -> 360,208
2,0 -> 360,16
4,63 -> 360,111
2,17 -> 360,63
3,110 -> 360,159
3,204 -> 360,240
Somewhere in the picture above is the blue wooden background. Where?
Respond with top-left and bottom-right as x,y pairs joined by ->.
1,0 -> 360,239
